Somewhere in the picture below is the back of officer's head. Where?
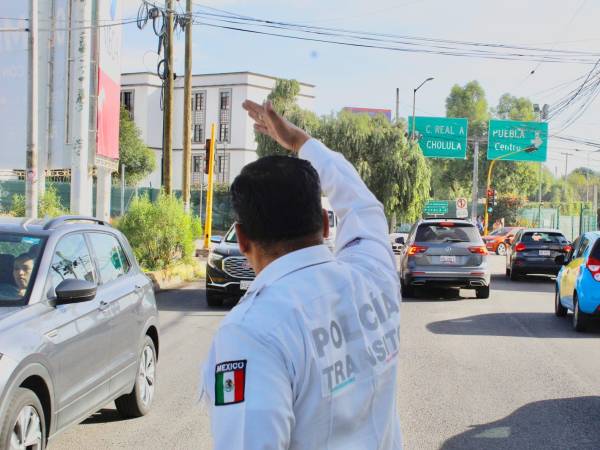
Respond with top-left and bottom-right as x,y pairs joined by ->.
231,155 -> 323,252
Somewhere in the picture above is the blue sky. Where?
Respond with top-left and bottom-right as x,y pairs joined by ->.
121,0 -> 600,174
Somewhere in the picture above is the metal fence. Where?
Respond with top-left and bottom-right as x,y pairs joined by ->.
0,181 -> 236,233
518,205 -> 598,241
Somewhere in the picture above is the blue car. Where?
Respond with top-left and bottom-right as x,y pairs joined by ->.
555,231 -> 600,331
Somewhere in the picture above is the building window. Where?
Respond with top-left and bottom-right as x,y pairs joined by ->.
192,90 -> 206,143
192,155 -> 203,173
218,89 -> 231,143
120,90 -> 134,120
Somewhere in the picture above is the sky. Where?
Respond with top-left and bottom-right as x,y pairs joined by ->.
120,0 -> 600,176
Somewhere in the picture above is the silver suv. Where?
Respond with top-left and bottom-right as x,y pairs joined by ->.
400,218 -> 491,298
0,216 -> 159,449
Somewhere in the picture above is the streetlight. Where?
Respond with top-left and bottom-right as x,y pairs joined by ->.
483,145 -> 537,235
412,77 -> 434,139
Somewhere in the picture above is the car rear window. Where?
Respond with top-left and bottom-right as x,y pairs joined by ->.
521,232 -> 567,244
415,223 -> 480,243
591,241 -> 600,259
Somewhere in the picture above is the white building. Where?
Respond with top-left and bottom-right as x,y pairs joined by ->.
120,72 -> 315,189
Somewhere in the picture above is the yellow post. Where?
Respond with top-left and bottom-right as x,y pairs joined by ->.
203,124 -> 216,248
483,159 -> 497,236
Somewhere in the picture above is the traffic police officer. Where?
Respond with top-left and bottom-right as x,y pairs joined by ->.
200,100 -> 402,449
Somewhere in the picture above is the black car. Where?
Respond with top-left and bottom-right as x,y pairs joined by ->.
206,226 -> 255,307
505,228 -> 571,280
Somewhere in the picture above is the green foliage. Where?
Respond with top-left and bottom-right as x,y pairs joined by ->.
256,79 -> 321,158
116,106 -> 156,186
431,82 -> 543,200
7,185 -> 67,218
255,78 -> 431,223
116,192 -> 201,271
494,94 -> 536,121
491,195 -> 528,226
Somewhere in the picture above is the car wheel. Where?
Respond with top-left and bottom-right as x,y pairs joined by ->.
0,387 -> 46,450
401,279 -> 415,299
206,291 -> 224,307
554,288 -> 567,317
572,294 -> 588,332
476,286 -> 490,299
509,266 -> 521,281
496,243 -> 506,256
116,336 -> 157,418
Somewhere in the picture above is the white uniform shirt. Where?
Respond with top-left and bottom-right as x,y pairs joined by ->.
200,139 -> 402,450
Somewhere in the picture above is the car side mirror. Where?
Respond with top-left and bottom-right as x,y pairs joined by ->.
54,279 -> 97,306
210,235 -> 223,244
395,236 -> 405,245
555,255 -> 566,266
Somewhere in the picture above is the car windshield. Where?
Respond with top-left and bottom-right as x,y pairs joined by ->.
225,227 -> 237,244
521,232 -> 567,244
490,227 -> 510,236
0,233 -> 45,305
416,223 -> 480,243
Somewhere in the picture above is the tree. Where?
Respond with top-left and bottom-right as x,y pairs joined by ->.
494,94 -> 537,121
254,78 -> 430,224
256,79 -> 320,158
116,106 -> 156,185
430,81 -> 490,199
318,112 -> 430,224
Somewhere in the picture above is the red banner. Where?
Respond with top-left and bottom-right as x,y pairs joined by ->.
96,67 -> 120,159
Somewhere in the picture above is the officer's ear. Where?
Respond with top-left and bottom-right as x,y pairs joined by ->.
235,222 -> 251,255
322,209 -> 329,239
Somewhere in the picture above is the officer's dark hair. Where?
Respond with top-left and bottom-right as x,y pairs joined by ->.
231,155 -> 323,248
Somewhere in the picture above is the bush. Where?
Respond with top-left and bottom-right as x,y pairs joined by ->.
7,185 -> 67,217
116,192 -> 202,271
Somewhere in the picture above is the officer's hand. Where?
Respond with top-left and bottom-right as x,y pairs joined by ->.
243,100 -> 311,153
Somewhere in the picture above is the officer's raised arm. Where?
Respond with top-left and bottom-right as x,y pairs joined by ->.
242,100 -> 395,272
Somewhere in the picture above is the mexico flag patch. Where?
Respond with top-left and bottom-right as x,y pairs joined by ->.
215,360 -> 246,406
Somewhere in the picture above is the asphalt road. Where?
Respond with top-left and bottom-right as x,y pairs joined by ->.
51,255 -> 600,450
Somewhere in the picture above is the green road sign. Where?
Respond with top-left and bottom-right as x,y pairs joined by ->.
408,116 -> 468,159
423,200 -> 449,216
487,119 -> 548,162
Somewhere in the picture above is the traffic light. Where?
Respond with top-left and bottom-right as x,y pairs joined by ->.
486,188 -> 497,209
204,139 -> 212,174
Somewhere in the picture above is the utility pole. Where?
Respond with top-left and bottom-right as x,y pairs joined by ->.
470,140 -> 479,221
182,0 -> 192,212
395,88 -> 400,123
162,0 -> 174,195
26,0 -> 39,218
203,124 -> 216,248
70,0 -> 93,215
561,152 -> 570,179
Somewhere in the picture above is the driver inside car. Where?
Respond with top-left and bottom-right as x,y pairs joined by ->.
0,253 -> 35,299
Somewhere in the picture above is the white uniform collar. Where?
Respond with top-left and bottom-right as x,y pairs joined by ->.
246,244 -> 333,297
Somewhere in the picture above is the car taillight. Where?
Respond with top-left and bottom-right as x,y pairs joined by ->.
468,246 -> 488,255
587,257 -> 600,282
439,221 -> 455,227
515,243 -> 526,252
563,245 -> 572,253
407,245 -> 428,256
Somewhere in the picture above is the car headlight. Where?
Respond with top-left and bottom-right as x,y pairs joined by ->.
208,253 -> 224,270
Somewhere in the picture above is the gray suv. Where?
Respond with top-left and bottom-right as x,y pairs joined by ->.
400,218 -> 491,298
0,216 -> 159,449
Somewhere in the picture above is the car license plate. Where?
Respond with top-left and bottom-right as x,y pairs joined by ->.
240,280 -> 252,291
539,250 -> 551,256
440,255 -> 456,264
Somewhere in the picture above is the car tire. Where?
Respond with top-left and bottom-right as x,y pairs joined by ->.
572,294 -> 588,332
496,243 -> 506,256
554,288 -> 567,317
401,279 -> 415,299
116,336 -> 157,418
476,286 -> 490,299
206,291 -> 224,308
0,387 -> 46,450
509,266 -> 521,281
